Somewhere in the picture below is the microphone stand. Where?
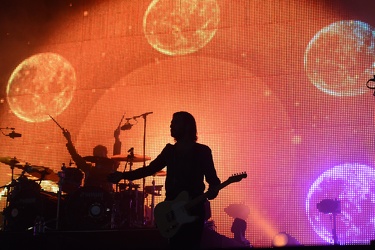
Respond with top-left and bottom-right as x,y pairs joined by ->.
141,113 -> 150,226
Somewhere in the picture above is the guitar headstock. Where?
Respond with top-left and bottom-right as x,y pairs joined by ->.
228,172 -> 247,183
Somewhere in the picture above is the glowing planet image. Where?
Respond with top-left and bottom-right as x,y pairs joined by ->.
143,0 -> 220,56
304,20 -> 375,96
6,52 -> 76,123
306,163 -> 375,245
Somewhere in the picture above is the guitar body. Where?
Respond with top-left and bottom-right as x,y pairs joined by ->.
154,191 -> 197,238
154,172 -> 247,238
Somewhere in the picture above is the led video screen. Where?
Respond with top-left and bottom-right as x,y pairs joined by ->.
1,0 -> 375,247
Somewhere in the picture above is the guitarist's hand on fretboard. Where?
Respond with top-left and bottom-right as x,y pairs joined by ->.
206,187 -> 219,200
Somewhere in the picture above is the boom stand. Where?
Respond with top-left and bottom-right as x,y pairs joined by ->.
2,158 -> 18,230
140,113 -> 151,226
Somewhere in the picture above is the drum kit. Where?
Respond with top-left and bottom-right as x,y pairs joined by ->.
0,153 -> 164,232
0,112 -> 160,232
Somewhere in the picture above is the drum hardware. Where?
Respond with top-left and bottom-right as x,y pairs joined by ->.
118,182 -> 140,191
110,194 -> 122,229
1,176 -> 60,232
144,185 -> 163,196
0,157 -> 24,188
64,186 -> 113,230
0,156 -> 27,230
110,189 -> 145,229
1,157 -> 59,231
112,149 -> 143,229
118,112 -> 153,223
150,179 -> 156,226
117,148 -> 141,227
144,171 -> 165,226
55,163 -> 67,230
21,164 -> 59,183
0,156 -> 59,183
144,177 -> 163,226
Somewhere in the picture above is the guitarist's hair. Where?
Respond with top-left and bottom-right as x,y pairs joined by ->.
173,111 -> 198,142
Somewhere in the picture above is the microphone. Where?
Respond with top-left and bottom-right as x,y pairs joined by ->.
142,112 -> 153,116
120,122 -> 133,130
7,131 -> 22,139
133,112 -> 153,119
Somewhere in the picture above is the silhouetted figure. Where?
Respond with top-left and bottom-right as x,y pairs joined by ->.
108,111 -> 221,249
62,127 -> 121,193
231,218 -> 252,247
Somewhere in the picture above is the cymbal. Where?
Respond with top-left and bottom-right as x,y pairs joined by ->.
111,154 -> 151,163
0,156 -> 21,166
29,166 -> 59,182
15,164 -> 59,182
1,157 -> 59,182
153,170 -> 166,177
83,156 -> 116,165
144,185 -> 163,196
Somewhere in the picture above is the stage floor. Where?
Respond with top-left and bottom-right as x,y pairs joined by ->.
0,227 -> 374,250
0,227 -> 169,249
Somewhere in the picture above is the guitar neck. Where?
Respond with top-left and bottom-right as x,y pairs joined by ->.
185,179 -> 233,211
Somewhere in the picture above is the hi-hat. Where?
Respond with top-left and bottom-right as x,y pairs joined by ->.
16,163 -> 59,182
111,154 -> 151,163
0,156 -> 21,166
26,165 -> 59,182
0,157 -> 59,182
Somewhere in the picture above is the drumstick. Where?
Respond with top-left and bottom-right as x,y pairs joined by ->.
117,113 -> 125,128
48,114 -> 66,132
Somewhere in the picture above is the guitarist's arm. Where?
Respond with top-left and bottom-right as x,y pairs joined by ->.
202,146 -> 221,200
108,144 -> 171,183
108,161 -> 163,183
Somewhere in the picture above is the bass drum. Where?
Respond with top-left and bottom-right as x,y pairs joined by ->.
3,178 -> 58,231
63,186 -> 113,230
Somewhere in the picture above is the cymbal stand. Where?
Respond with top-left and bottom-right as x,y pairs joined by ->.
2,158 -> 17,230
112,160 -> 128,229
150,176 -> 156,226
127,149 -> 138,227
56,163 -> 66,230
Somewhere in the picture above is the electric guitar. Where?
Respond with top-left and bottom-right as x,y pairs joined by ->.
154,172 -> 247,238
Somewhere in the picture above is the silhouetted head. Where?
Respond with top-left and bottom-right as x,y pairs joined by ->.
170,111 -> 197,142
93,144 -> 108,157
